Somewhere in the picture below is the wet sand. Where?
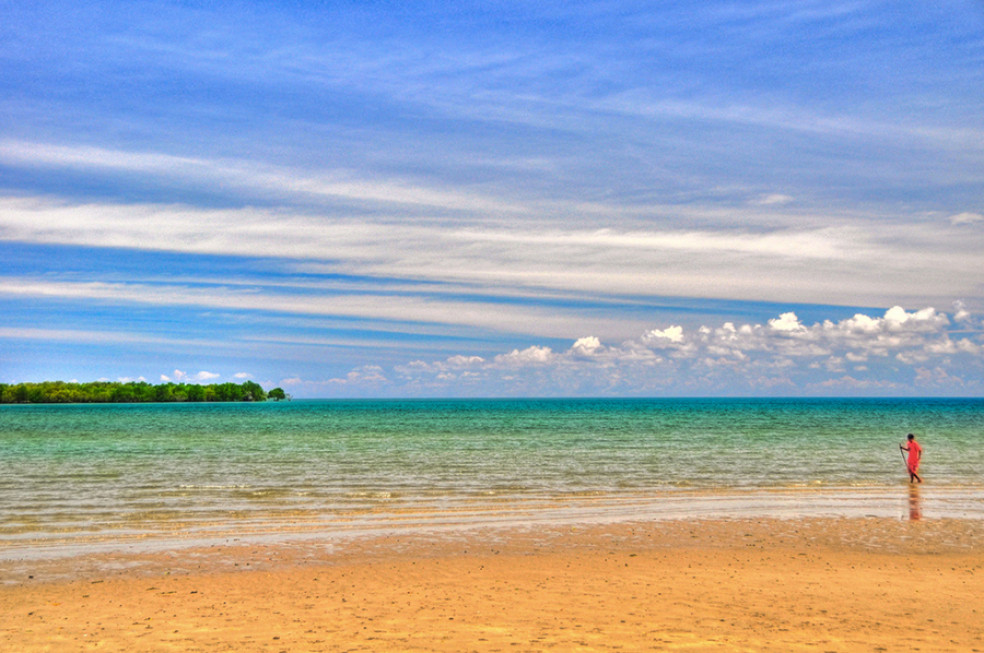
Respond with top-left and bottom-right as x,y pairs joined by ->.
3,518 -> 983,652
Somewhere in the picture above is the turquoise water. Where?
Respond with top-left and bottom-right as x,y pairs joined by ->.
2,398 -> 983,552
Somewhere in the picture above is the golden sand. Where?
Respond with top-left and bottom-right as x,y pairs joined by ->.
3,518 -> 983,652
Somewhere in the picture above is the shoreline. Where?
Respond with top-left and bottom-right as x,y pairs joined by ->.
4,484 -> 983,567
2,516 -> 983,651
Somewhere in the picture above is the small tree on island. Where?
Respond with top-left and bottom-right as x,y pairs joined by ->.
240,381 -> 267,402
268,387 -> 288,401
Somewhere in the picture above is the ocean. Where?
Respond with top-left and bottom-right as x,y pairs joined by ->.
2,398 -> 983,558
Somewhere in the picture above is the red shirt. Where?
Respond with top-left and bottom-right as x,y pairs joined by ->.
906,440 -> 922,471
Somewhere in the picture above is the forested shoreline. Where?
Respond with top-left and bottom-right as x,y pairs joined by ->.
0,381 -> 288,404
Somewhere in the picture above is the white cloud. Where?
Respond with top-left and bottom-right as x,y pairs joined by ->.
768,312 -> 806,333
882,306 -> 949,332
161,369 -> 220,383
446,355 -> 486,367
643,325 -> 685,346
0,275 -> 637,341
325,304 -> 984,396
950,212 -> 984,225
814,376 -> 902,391
0,326 -> 222,348
494,346 -> 555,366
0,140 -> 523,216
571,336 -> 603,357
838,312 -> 882,334
953,300 -> 972,324
755,193 -> 794,206
328,365 -> 388,386
2,193 -> 983,311
914,366 -> 964,387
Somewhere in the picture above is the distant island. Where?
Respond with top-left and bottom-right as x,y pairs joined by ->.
0,381 -> 289,404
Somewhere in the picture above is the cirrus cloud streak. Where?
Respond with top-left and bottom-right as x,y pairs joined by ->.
2,195 -> 981,311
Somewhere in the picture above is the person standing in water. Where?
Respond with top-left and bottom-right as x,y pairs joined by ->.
900,433 -> 923,483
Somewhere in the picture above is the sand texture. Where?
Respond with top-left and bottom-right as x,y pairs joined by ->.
3,519 -> 983,652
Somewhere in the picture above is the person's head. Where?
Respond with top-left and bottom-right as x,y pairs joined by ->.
907,433 -> 915,441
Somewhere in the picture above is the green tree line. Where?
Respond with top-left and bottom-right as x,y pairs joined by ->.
0,381 -> 289,404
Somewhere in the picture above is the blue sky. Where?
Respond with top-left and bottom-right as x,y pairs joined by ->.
2,0 -> 983,397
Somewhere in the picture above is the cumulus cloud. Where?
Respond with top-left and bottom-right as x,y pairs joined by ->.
446,355 -> 486,367
494,346 -> 555,366
328,365 -> 389,386
768,312 -> 806,333
571,336 -> 603,357
642,325 -> 685,346
160,369 -> 221,383
915,366 -> 964,387
953,300 -> 973,324
327,304 -> 984,396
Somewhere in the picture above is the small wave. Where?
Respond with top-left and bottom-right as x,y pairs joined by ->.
342,491 -> 399,500
230,488 -> 296,500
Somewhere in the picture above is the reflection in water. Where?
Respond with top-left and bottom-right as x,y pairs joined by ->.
908,484 -> 922,521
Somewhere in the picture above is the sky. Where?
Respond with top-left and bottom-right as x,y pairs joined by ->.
1,0 -> 983,398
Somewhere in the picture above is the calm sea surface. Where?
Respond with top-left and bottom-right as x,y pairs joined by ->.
2,398 -> 983,556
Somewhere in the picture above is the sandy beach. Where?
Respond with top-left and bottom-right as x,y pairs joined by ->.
3,517 -> 983,652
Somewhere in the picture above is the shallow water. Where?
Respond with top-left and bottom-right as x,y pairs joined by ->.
2,398 -> 982,557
